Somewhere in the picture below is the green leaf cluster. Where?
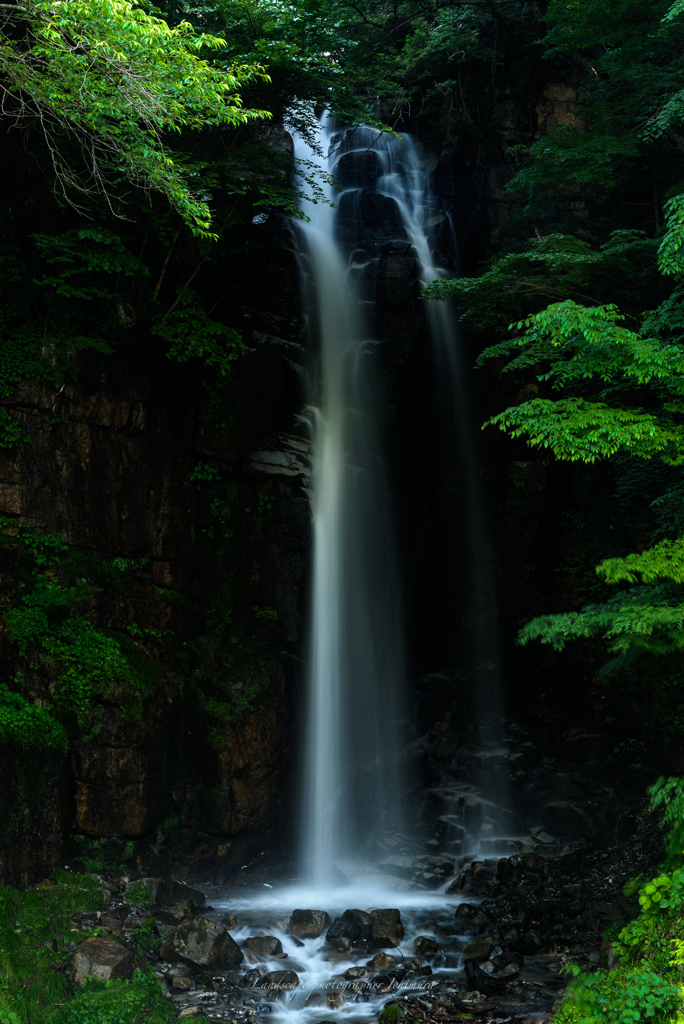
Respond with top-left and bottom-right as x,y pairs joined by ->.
0,0 -> 269,236
0,516 -> 165,750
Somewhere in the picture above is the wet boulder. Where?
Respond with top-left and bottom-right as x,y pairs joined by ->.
326,909 -> 373,944
259,970 -> 300,990
335,150 -> 382,189
447,860 -> 497,896
464,959 -> 507,997
291,909 -> 331,939
461,938 -> 495,964
497,851 -> 549,888
563,727 -> 610,763
370,909 -> 404,948
453,902 -> 491,934
72,937 -> 133,986
414,935 -> 438,956
160,916 -> 243,971
492,951 -> 524,971
337,189 -> 405,249
244,935 -> 284,956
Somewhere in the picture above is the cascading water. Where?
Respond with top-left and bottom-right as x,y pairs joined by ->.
351,133 -> 509,825
295,120 -> 407,889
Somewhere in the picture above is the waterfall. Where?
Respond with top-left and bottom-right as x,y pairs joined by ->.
358,130 -> 508,829
359,133 -> 504,739
295,116 -> 506,887
295,120 -> 407,889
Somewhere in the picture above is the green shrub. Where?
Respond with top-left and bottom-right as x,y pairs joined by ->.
50,971 -> 173,1024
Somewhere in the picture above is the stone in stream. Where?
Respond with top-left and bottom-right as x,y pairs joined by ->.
492,951 -> 524,971
326,991 -> 344,1009
344,966 -> 369,979
461,938 -> 495,964
72,937 -> 133,986
464,959 -> 507,997
241,969 -> 263,988
259,970 -> 299,990
244,935 -> 284,956
414,935 -> 438,956
291,909 -> 331,938
367,951 -> 398,969
160,915 -> 243,970
326,908 -> 373,944
370,908 -> 404,948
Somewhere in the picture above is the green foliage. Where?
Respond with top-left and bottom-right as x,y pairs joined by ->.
0,871 -> 104,1019
0,870 -> 173,1021
69,836 -> 136,876
557,964 -> 680,1024
152,291 -> 245,376
424,232 -> 661,335
51,971 -> 173,1024
198,673 -> 269,748
552,779 -> 684,1024
649,776 -> 684,861
0,682 -> 67,752
467,295 -> 684,656
0,516 -> 163,748
0,0 -> 269,235
123,881 -> 154,908
380,1004 -> 405,1024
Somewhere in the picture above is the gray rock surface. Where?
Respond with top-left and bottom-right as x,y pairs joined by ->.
291,909 -> 331,939
160,915 -> 243,970
370,909 -> 404,948
72,937 -> 133,986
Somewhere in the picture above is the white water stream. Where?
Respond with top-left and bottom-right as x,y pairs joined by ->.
295,121 -> 407,889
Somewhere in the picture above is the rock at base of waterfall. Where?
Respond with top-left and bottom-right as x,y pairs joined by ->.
326,991 -> 345,1009
244,935 -> 284,956
370,908 -> 404,948
446,860 -> 497,895
160,916 -> 243,970
414,935 -> 439,956
326,908 -> 373,944
222,913 -> 238,930
344,965 -> 369,979
464,958 -> 508,997
259,970 -> 300,990
291,909 -> 332,938
461,938 -> 495,963
367,951 -> 398,969
72,937 -> 133,986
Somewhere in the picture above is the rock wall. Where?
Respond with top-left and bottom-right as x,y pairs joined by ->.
0,217 -> 309,884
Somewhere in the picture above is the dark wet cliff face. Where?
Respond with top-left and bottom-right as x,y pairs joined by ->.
0,210 -> 312,885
